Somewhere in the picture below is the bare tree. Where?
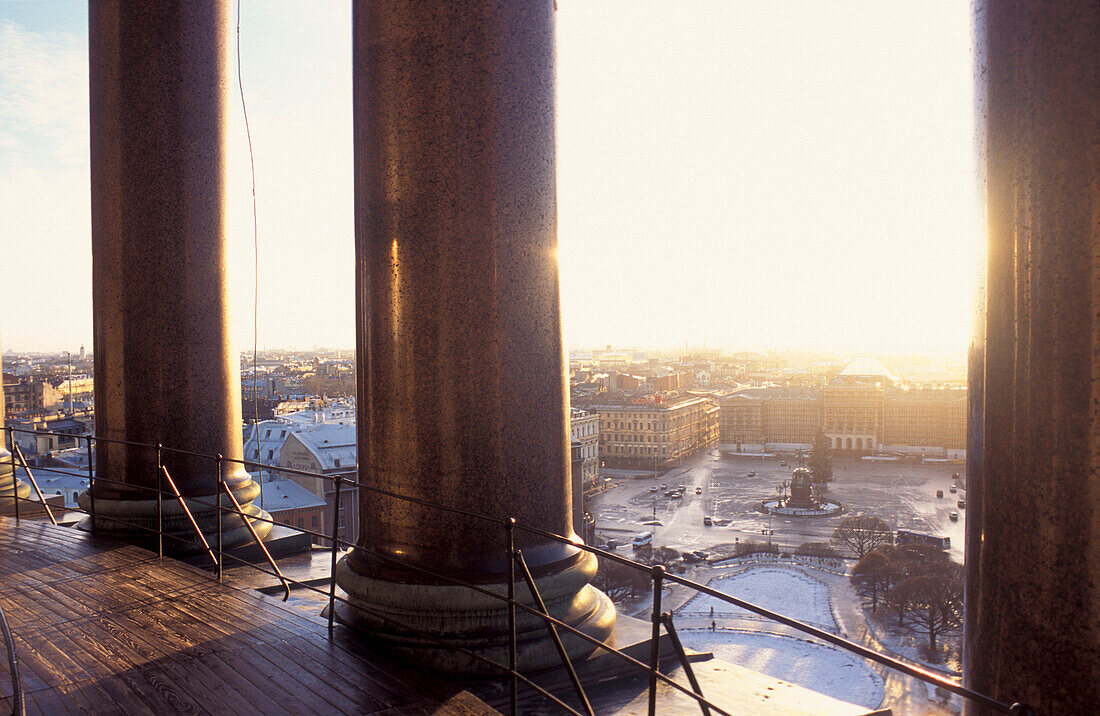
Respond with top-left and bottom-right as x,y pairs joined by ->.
832,514 -> 893,558
851,550 -> 891,611
893,567 -> 963,660
592,558 -> 649,602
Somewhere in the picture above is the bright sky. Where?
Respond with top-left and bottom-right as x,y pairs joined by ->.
0,1 -> 980,358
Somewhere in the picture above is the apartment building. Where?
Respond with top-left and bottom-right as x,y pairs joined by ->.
717,362 -> 965,455
569,407 -> 599,495
882,387 -> 966,452
594,395 -> 719,468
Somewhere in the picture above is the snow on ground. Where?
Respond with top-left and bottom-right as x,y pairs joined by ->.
679,567 -> 836,630
678,629 -> 886,710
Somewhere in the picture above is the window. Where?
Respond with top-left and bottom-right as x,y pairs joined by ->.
297,518 -> 304,528
334,458 -> 341,468
312,516 -> 319,529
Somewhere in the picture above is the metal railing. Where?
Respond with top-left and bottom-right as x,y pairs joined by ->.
1,425 -> 1034,716
0,603 -> 23,716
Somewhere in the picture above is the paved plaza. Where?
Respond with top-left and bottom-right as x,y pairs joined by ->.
593,449 -> 966,563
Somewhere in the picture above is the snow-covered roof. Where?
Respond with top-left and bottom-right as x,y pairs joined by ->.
287,424 -> 358,472
836,357 -> 897,383
259,478 -> 326,511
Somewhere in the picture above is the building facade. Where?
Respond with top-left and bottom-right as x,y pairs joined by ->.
717,372 -> 966,455
3,378 -> 63,414
882,387 -> 966,452
278,425 -> 359,546
569,407 -> 599,495
595,396 -> 719,468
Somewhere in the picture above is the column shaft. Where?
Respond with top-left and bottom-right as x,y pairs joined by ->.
338,0 -> 613,673
967,1 -> 1099,712
84,0 -> 267,545
0,333 -> 31,508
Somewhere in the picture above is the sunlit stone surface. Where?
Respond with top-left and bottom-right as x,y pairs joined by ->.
81,0 -> 269,548
967,0 -> 1099,712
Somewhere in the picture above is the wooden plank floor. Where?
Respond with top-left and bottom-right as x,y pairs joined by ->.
0,517 -> 498,715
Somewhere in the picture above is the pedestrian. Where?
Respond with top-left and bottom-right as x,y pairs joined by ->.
709,605 -> 714,618
710,620 -> 716,632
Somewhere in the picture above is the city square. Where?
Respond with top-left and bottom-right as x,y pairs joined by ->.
592,450 -> 965,563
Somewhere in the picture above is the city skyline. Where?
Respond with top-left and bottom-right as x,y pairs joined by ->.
1,1 -> 978,358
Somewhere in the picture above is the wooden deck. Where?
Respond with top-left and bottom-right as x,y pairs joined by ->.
0,517 -> 498,715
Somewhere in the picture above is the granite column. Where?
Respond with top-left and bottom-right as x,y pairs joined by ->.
0,333 -> 31,509
336,1 -> 615,672
81,0 -> 269,548
966,0 -> 1098,712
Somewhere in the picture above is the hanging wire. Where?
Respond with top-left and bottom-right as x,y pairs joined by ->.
236,0 -> 263,508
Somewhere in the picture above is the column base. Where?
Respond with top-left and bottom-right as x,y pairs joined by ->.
76,481 -> 273,553
334,548 -> 617,676
0,472 -> 31,508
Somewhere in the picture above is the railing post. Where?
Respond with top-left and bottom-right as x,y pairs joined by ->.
327,476 -> 342,632
506,517 -> 517,716
513,550 -> 594,716
215,454 -> 224,582
11,446 -> 57,526
660,613 -> 711,716
160,466 -> 218,568
155,443 -> 163,558
648,564 -> 665,716
221,479 -> 290,601
86,435 -> 95,534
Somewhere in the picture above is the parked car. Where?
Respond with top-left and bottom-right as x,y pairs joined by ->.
605,539 -> 619,550
747,471 -> 756,477
695,486 -> 702,494
692,550 -> 709,561
958,499 -> 966,509
949,484 -> 958,493
949,511 -> 959,521
780,461 -> 787,467
703,516 -> 713,526
649,486 -> 659,492
936,489 -> 944,498
660,483 -> 668,489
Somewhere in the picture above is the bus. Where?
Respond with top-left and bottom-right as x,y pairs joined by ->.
632,531 -> 653,550
895,529 -> 951,550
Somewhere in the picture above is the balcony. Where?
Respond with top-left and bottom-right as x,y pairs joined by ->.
1,0 -> 1094,712
0,427 -> 1034,715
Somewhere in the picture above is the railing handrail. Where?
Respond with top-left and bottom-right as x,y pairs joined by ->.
0,604 -> 24,716
1,425 -> 1030,715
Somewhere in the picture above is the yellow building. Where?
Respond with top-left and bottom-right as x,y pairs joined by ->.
594,396 -> 719,468
718,387 -> 821,448
882,387 -> 966,451
717,358 -> 966,455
